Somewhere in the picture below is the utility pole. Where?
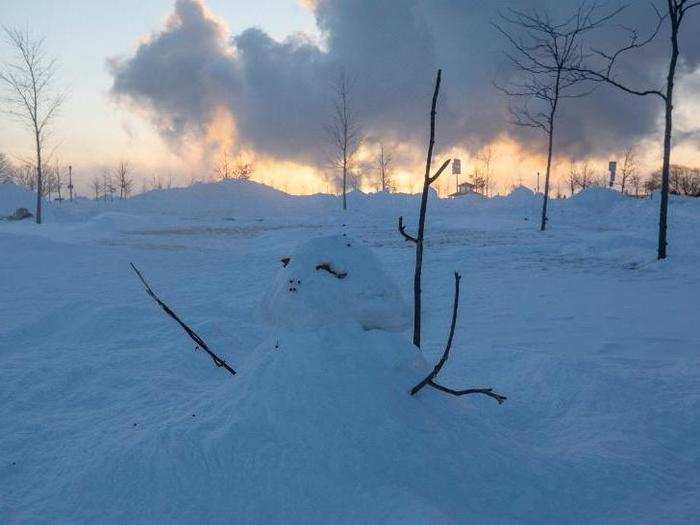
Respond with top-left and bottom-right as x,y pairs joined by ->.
537,171 -> 540,193
68,165 -> 74,201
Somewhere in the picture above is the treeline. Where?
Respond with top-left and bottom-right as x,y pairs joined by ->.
0,153 -> 72,200
646,165 -> 700,197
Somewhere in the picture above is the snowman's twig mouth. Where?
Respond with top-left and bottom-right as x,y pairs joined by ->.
315,262 -> 348,279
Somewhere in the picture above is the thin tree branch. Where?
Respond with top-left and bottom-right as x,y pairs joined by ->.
427,380 -> 507,404
410,272 -> 507,405
428,158 -> 452,184
411,272 -> 461,395
398,216 -> 418,243
130,263 -> 237,376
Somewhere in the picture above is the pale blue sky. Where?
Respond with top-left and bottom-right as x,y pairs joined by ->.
0,1 -> 318,175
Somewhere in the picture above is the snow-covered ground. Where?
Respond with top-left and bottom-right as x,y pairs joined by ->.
1,180 -> 698,523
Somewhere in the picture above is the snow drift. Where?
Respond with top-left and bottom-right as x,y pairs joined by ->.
13,236 -> 551,522
2,179 -> 699,522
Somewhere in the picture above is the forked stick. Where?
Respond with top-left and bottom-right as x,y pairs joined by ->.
410,272 -> 506,404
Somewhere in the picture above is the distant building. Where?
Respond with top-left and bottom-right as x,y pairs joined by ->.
448,180 -> 481,198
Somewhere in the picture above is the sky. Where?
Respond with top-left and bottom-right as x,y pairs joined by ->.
1,0 -> 699,195
0,0 -> 319,190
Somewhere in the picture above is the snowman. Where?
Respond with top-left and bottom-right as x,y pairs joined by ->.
115,235 -> 528,523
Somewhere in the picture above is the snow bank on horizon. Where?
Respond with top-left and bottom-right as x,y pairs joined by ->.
2,180 -> 698,228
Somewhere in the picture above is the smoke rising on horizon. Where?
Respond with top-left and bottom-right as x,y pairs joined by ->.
108,0 -> 700,175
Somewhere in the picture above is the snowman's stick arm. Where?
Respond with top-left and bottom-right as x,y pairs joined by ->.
410,272 -> 506,404
129,263 -> 237,376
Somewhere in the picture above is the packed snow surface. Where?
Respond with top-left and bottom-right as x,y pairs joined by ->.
1,180 -> 699,523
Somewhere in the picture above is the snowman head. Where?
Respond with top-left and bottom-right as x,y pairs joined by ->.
262,235 -> 409,331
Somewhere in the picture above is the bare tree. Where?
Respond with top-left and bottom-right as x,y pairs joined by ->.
151,174 -> 163,190
0,27 -> 65,223
619,146 -> 638,195
645,173 -> 661,194
215,151 -> 231,180
44,165 -> 54,200
679,167 -> 700,196
102,170 -> 116,202
494,5 -> 619,231
471,168 -> 488,195
629,172 -> 643,197
564,1 -> 700,258
232,160 -> 254,181
568,158 -> 579,196
215,152 -> 254,182
377,142 -> 394,192
648,164 -> 700,196
115,161 -> 133,199
576,161 -> 594,190
0,153 -> 14,183
476,145 -> 495,196
326,69 -> 362,210
397,69 -> 451,349
91,176 -> 102,201
15,162 -> 35,190
349,167 -> 362,192
54,161 -> 63,201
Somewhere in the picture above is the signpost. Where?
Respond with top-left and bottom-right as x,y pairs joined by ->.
608,161 -> 617,188
452,158 -> 461,193
68,165 -> 74,201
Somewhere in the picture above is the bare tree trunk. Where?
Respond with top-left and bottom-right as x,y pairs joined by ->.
34,128 -> 42,224
541,72 -> 560,232
398,70 -> 450,349
658,20 -> 679,260
541,117 -> 554,231
342,150 -> 347,210
380,144 -> 386,192
413,70 -> 441,348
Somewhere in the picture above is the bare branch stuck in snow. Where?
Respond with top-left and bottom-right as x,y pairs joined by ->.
397,68 -> 451,349
398,216 -> 418,243
129,263 -> 236,376
411,272 -> 506,405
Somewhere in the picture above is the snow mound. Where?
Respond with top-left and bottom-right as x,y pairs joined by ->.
262,235 -> 409,331
570,187 -> 625,211
507,185 -> 536,202
57,325 -> 551,522
123,179 -> 333,218
0,183 -> 38,217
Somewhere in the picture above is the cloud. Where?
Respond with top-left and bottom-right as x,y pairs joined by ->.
109,0 -> 700,170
